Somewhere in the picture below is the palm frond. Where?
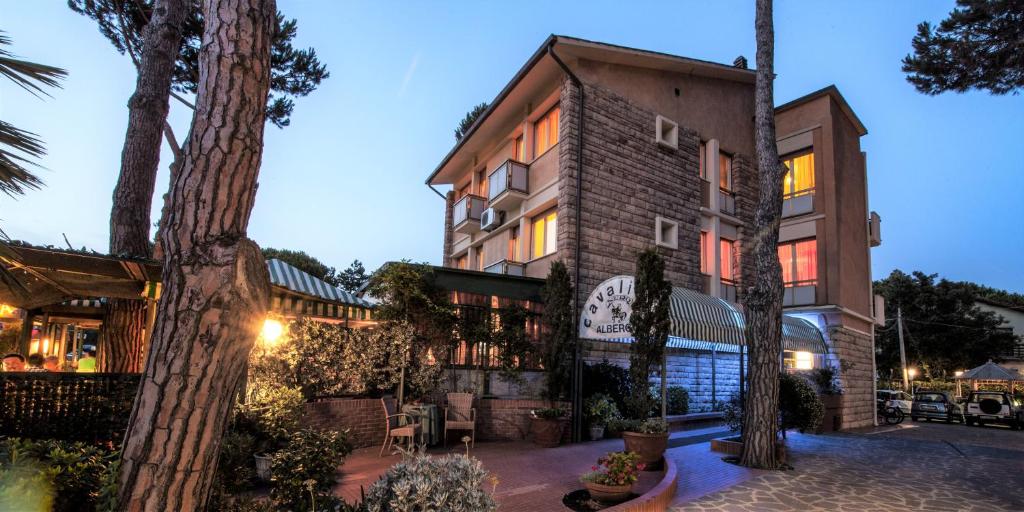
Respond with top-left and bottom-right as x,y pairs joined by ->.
0,31 -> 67,98
0,121 -> 44,196
0,226 -> 27,295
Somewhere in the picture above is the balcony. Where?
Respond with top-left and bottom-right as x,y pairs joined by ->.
783,281 -> 817,306
488,159 -> 529,212
484,259 -> 525,277
453,194 -> 486,235
782,190 -> 814,218
719,188 -> 736,216
720,278 -> 738,303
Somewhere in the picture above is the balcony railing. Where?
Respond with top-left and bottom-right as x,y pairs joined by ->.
782,189 -> 815,218
453,194 -> 486,234
783,279 -> 817,306
488,159 -> 529,211
720,278 -> 738,303
719,188 -> 736,216
484,259 -> 525,277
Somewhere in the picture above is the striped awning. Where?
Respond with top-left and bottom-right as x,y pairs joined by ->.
266,259 -> 372,308
61,298 -> 105,308
597,286 -> 829,355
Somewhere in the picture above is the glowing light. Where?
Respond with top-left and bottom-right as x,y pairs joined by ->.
954,370 -> 964,377
41,338 -> 50,354
795,351 -> 814,370
260,318 -> 284,345
907,368 -> 917,378
0,304 -> 16,316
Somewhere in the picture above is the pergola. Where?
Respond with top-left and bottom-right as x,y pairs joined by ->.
955,360 -> 1024,394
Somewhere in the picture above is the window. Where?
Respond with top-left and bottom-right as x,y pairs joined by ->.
457,183 -> 471,200
514,135 -> 525,161
777,239 -> 817,286
783,350 -> 814,370
508,226 -> 520,261
720,238 -> 735,281
455,254 -> 468,270
476,169 -> 488,198
699,231 -> 711,274
655,216 -> 678,249
719,152 -> 732,191
531,208 -> 557,259
699,141 -> 708,180
476,248 -> 484,271
782,152 -> 814,198
533,105 -> 560,157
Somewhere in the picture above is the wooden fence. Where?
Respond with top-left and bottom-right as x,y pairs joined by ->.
0,372 -> 140,444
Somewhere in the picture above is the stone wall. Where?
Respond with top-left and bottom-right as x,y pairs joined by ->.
584,341 -> 743,413
827,326 -> 875,428
302,397 -> 392,449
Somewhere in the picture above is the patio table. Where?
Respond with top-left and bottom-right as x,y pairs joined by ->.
402,403 -> 441,446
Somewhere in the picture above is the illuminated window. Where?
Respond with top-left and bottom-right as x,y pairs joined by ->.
476,169 -> 488,198
533,105 -> 560,157
475,248 -> 484,271
777,239 -> 817,287
531,208 -> 558,259
782,152 -> 815,198
720,238 -> 735,281
508,226 -> 520,262
719,152 -> 732,191
784,350 -> 815,370
699,231 -> 711,274
699,142 -> 707,180
514,135 -> 525,161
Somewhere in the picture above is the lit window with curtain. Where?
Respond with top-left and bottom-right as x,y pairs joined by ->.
533,105 -> 560,156
777,238 -> 817,286
514,135 -> 525,161
719,152 -> 732,191
508,226 -> 520,262
531,209 -> 557,259
782,152 -> 815,198
699,231 -> 711,274
719,238 -> 735,282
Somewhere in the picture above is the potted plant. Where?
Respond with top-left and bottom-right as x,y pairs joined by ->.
810,366 -> 843,433
621,418 -> 669,465
529,407 -> 567,447
580,451 -> 644,503
585,394 -> 620,441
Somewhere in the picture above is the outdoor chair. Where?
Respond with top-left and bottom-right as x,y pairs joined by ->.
444,392 -> 476,447
379,398 -> 421,457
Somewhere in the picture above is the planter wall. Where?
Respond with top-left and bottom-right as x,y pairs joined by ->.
818,394 -> 843,433
301,397 -> 393,448
475,399 -> 571,442
604,457 -> 678,512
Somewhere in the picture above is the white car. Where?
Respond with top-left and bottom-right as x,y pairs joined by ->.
877,390 -> 912,415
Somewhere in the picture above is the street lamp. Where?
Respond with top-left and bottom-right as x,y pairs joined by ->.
955,370 -> 965,397
907,368 -> 917,392
260,318 -> 284,347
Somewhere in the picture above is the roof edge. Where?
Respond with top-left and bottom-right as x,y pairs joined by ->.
775,85 -> 868,136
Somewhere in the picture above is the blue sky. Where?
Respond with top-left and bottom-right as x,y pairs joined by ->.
1,1 -> 1021,292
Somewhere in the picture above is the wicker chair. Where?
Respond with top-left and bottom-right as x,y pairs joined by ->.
380,398 -> 420,457
444,392 -> 476,447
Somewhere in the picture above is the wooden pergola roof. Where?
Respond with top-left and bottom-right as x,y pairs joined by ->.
0,244 -> 161,310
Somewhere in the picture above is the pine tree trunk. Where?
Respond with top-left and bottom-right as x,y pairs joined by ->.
115,0 -> 274,509
98,299 -> 147,372
739,0 -> 786,470
103,0 -> 189,372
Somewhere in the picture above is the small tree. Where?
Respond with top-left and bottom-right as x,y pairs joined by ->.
368,261 -> 458,364
337,259 -> 368,292
626,249 -> 671,419
778,373 -> 824,437
541,261 -> 575,402
454,102 -> 489,141
492,304 -> 534,384
902,0 -> 1024,95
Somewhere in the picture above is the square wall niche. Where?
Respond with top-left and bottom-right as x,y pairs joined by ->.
655,216 -> 679,249
656,115 -> 679,149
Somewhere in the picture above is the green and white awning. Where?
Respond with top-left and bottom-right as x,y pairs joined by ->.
266,259 -> 372,308
781,315 -> 829,354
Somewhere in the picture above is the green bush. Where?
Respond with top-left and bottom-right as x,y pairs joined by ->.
584,394 -> 620,427
720,394 -> 743,433
0,438 -> 117,512
779,373 -> 824,434
614,417 -> 668,434
666,386 -> 689,415
236,384 -> 305,454
270,428 -> 352,512
363,451 -> 497,512
582,361 -> 632,415
808,366 -> 842,395
216,430 -> 259,493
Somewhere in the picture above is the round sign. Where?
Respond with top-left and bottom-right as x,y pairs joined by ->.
579,275 -> 635,339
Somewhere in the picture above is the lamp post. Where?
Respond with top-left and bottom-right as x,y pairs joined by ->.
954,370 -> 964,398
907,368 -> 917,393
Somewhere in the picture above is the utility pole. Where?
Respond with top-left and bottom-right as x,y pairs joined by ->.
897,307 -> 909,391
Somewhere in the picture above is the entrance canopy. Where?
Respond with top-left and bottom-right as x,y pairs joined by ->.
956,360 -> 1023,382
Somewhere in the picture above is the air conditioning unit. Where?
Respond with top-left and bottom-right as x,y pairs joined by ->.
481,208 -> 503,231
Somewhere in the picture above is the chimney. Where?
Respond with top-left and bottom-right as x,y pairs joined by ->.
733,56 -> 748,69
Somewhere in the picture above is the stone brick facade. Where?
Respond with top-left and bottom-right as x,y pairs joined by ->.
827,326 -> 876,428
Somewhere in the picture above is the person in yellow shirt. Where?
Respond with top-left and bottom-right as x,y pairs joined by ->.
77,348 -> 96,373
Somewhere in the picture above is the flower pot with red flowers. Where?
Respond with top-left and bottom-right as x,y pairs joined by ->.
529,408 -> 567,447
621,418 -> 669,466
580,451 -> 644,503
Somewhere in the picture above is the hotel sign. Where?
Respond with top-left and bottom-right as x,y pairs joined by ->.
579,275 -> 635,339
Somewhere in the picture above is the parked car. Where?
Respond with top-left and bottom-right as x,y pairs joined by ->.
910,390 -> 963,423
963,391 -> 1024,429
877,390 -> 912,415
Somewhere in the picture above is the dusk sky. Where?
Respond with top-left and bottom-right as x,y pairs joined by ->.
1,1 -> 1021,292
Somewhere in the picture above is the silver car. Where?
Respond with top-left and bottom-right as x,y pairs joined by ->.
911,391 -> 963,423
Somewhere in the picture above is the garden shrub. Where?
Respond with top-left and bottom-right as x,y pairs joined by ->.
779,373 -> 824,434
582,361 -> 632,414
584,394 -> 620,427
808,366 -> 842,395
363,451 -> 497,512
216,430 -> 259,492
666,386 -> 689,415
0,438 -> 117,512
237,383 -> 306,454
270,428 -> 352,512
720,393 -> 744,434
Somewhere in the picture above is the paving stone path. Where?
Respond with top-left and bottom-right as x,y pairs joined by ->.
675,429 -> 1024,511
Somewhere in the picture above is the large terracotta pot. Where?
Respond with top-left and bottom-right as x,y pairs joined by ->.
622,431 -> 668,465
530,417 -> 566,447
583,481 -> 633,503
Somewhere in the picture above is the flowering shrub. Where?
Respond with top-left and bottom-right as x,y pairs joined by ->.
585,394 -> 621,427
580,451 -> 644,486
363,451 -> 497,512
